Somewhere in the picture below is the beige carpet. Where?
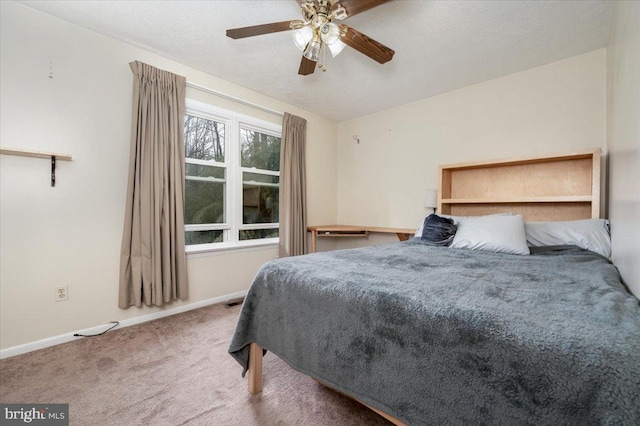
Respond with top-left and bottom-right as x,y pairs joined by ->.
0,303 -> 390,425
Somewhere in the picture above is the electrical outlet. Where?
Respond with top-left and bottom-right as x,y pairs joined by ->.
55,285 -> 68,302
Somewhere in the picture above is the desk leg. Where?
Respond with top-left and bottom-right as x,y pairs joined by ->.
396,233 -> 414,241
311,231 -> 317,253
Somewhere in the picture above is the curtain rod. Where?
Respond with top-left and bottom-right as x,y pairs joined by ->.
186,82 -> 284,118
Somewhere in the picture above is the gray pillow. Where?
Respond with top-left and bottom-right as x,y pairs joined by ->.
525,219 -> 611,259
450,214 -> 530,255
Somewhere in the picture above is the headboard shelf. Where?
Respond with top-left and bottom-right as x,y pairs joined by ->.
440,149 -> 597,170
438,149 -> 601,221
442,195 -> 593,204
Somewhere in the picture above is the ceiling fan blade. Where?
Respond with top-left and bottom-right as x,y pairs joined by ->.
298,56 -> 316,75
339,25 -> 394,64
226,21 -> 295,39
332,0 -> 390,18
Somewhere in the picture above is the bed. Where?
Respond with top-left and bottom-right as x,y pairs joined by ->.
228,149 -> 640,425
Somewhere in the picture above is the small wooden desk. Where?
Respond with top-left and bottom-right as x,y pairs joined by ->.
307,225 -> 415,253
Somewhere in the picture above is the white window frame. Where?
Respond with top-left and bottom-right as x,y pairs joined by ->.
184,99 -> 281,254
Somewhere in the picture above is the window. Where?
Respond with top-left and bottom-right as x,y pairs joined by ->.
240,127 -> 281,241
184,114 -> 227,245
184,100 -> 281,251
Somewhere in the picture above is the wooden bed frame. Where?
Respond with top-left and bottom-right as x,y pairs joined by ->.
245,148 -> 602,425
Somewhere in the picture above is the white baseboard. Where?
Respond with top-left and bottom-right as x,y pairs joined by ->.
0,291 -> 247,359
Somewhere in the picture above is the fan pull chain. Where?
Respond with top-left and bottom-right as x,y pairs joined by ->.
318,43 -> 327,72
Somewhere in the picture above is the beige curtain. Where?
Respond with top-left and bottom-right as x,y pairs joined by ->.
119,61 -> 188,308
279,113 -> 308,257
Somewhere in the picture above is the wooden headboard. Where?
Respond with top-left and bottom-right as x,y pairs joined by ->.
438,149 -> 601,221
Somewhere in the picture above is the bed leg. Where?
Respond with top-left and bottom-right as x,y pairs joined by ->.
248,342 -> 263,394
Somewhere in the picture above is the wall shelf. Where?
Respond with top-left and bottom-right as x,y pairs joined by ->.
1,147 -> 72,187
0,147 -> 72,161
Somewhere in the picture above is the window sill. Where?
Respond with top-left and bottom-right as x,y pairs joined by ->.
186,239 -> 279,258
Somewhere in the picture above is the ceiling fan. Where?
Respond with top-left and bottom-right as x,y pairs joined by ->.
226,0 -> 395,75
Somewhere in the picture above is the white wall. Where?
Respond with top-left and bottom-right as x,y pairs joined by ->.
606,1 -> 640,298
336,50 -> 607,231
0,1 -> 337,350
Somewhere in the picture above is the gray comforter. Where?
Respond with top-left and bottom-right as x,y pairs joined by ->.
229,240 -> 640,425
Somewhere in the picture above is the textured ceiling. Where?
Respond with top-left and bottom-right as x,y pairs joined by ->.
18,1 -> 614,121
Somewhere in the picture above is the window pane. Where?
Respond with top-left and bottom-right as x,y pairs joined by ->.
240,128 -> 280,171
185,180 -> 225,224
185,114 -> 225,162
243,172 -> 278,224
185,230 -> 223,245
240,229 -> 279,241
186,163 -> 225,179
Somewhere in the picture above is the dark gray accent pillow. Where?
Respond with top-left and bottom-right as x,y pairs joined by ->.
421,214 -> 457,246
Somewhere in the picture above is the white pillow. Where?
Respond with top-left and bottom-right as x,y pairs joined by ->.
525,219 -> 611,259
450,214 -> 530,255
414,213 -> 512,237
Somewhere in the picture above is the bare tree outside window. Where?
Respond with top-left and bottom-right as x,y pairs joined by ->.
185,114 -> 225,162
241,129 -> 280,171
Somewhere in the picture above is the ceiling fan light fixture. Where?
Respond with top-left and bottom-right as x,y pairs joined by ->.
303,39 -> 321,62
319,22 -> 340,45
292,25 -> 314,51
327,39 -> 346,57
